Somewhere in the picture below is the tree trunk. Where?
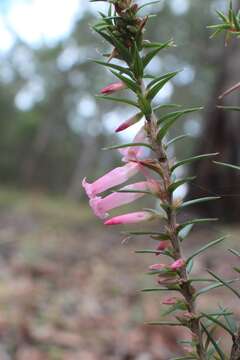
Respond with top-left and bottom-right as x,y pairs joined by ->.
188,41 -> 240,222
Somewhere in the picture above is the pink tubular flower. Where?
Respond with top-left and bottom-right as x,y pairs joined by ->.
82,162 -> 139,198
104,211 -> 152,225
162,297 -> 178,305
149,263 -> 167,271
115,113 -> 143,132
100,82 -> 126,95
147,178 -> 161,193
89,182 -> 150,219
171,258 -> 185,271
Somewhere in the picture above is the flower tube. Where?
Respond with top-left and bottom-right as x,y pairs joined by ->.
89,181 -> 150,219
82,162 -> 140,198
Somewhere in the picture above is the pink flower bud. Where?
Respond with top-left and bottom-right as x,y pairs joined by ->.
104,211 -> 152,225
149,263 -> 166,271
100,82 -> 126,95
115,113 -> 142,133
162,297 -> 178,305
171,258 -> 185,271
155,241 -> 170,254
182,312 -> 195,320
157,276 -> 177,285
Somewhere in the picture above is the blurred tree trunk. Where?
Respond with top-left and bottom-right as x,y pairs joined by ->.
20,84 -> 68,186
188,41 -> 240,222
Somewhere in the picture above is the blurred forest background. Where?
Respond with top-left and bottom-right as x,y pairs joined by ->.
0,0 -> 240,359
0,0 -> 240,220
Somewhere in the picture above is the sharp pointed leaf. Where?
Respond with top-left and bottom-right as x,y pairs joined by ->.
171,153 -> 219,172
179,197 -> 220,210
96,95 -> 139,108
208,270 -> 240,299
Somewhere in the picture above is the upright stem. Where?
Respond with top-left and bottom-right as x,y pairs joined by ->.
141,82 -> 206,359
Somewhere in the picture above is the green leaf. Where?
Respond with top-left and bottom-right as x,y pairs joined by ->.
171,153 -> 219,172
147,72 -> 178,101
178,218 -> 218,233
96,95 -> 139,108
229,248 -> 240,257
194,279 -> 238,299
208,270 -> 240,299
201,323 -> 225,360
110,70 -> 140,93
157,107 -> 203,125
102,142 -> 153,151
132,42 -> 144,78
213,161 -> 240,171
171,357 -> 196,360
122,231 -> 169,239
137,0 -> 162,11
208,23 -> 230,30
136,250 -> 163,254
232,9 -> 240,30
167,134 -> 190,147
186,236 -> 227,264
137,95 -> 152,116
209,28 -> 225,39
168,177 -> 196,193
115,189 -> 152,195
189,278 -> 216,283
216,10 -> 229,23
142,40 -> 174,68
153,104 -> 181,112
219,305 -> 238,333
93,28 -> 114,45
93,59 -> 133,77
201,313 -> 234,337
186,259 -> 194,274
179,197 -> 220,210
217,105 -> 240,111
178,224 -> 194,241
147,71 -> 179,89
142,287 -> 178,292
200,310 -> 233,318
147,321 -> 182,326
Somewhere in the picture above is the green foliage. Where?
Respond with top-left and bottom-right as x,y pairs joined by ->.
209,1 -> 240,40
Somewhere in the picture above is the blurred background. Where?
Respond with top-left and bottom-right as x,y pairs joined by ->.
0,0 -> 240,359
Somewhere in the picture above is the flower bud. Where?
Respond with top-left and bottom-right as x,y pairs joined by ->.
100,82 -> 126,95
104,211 -> 152,225
171,258 -> 185,271
162,297 -> 178,305
115,113 -> 142,133
157,276 -> 178,285
149,263 -> 166,271
155,241 -> 171,255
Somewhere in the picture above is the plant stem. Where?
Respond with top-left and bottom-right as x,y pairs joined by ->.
141,82 -> 206,359
230,328 -> 240,360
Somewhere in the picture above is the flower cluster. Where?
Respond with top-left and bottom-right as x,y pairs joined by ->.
82,96 -> 157,224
